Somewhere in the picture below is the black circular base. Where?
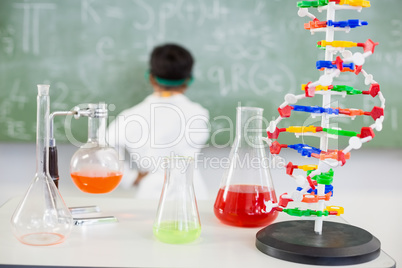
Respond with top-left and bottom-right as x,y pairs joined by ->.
256,220 -> 381,266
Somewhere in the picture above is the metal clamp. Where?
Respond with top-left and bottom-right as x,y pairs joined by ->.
73,103 -> 108,119
49,103 -> 108,146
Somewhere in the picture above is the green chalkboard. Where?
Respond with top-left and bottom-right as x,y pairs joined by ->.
0,0 -> 401,147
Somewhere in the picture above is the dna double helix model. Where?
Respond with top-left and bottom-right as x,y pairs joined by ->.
265,0 -> 385,234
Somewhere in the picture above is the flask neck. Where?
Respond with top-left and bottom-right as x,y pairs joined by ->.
235,107 -> 264,148
87,116 -> 107,146
36,85 -> 50,176
164,157 -> 194,188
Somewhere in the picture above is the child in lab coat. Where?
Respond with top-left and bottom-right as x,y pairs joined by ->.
107,44 -> 210,199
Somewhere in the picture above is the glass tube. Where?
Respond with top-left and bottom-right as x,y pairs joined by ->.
10,85 -> 73,246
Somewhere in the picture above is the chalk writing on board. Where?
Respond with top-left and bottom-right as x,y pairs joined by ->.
251,63 -> 296,95
13,3 -> 55,55
0,79 -> 32,140
81,0 -> 101,24
96,36 -> 116,61
10,80 -> 28,110
210,23 -> 274,51
225,44 -> 266,61
178,2 -> 197,22
391,19 -> 402,47
254,0 -> 266,16
157,3 -> 176,39
206,62 -> 296,97
0,26 -> 15,56
0,100 -> 11,122
5,120 -> 31,140
133,0 -> 229,34
51,82 -> 70,110
207,66 -> 228,96
195,0 -> 229,26
133,0 -> 154,30
372,51 -> 402,68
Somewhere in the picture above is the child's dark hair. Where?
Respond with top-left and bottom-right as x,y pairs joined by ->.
150,44 -> 194,82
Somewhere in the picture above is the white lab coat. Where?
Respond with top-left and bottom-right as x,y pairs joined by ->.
107,94 -> 210,199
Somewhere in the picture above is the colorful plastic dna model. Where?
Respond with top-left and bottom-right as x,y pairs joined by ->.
265,0 -> 385,235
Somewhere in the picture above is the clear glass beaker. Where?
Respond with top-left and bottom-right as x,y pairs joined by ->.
214,107 -> 278,227
70,103 -> 123,194
11,85 -> 73,246
153,157 -> 201,244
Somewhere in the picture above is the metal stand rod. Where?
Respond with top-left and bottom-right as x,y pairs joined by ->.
48,105 -> 117,225
69,205 -> 101,214
73,216 -> 118,226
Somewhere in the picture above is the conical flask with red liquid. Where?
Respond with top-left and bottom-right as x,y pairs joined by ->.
214,107 -> 278,227
70,103 -> 123,194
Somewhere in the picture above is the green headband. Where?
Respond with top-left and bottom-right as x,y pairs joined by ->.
145,71 -> 193,87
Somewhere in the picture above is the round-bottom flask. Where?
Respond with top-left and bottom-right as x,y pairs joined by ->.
154,157 -> 201,244
11,85 -> 73,246
70,103 -> 123,194
214,107 -> 278,227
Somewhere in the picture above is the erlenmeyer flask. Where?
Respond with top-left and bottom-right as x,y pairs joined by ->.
11,85 -> 73,246
214,107 -> 278,227
70,103 -> 123,194
154,157 -> 201,244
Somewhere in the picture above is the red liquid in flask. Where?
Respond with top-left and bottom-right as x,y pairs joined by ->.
214,184 -> 278,227
71,170 -> 123,194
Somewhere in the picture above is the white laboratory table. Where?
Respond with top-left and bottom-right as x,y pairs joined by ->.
0,196 -> 396,268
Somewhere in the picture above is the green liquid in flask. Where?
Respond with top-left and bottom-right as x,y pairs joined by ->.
153,221 -> 201,244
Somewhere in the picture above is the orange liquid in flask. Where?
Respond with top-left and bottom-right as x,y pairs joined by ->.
71,170 -> 123,194
214,184 -> 278,227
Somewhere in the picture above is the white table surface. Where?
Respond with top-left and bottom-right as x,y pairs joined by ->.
0,196 -> 396,268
